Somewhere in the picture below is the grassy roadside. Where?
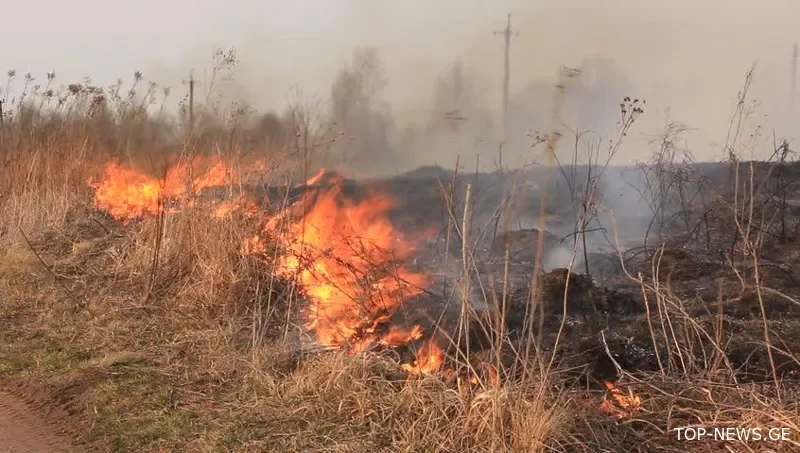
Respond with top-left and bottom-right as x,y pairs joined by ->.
1,66 -> 799,453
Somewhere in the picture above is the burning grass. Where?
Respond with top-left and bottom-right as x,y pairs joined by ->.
1,69 -> 800,452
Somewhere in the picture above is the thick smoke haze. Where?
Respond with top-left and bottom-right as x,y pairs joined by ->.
4,0 -> 800,170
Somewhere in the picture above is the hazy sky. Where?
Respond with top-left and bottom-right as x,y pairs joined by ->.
3,0 -> 800,163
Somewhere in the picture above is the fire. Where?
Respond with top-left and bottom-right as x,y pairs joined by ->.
271,173 -> 439,364
88,156 -> 258,222
88,161 -> 183,220
89,161 -> 446,375
212,197 -> 259,219
600,381 -> 642,419
193,160 -> 230,192
380,324 -> 424,346
401,338 -> 445,375
242,235 -> 266,255
304,168 -> 329,186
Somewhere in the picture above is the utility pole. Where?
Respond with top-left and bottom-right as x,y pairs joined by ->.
494,13 -> 518,144
182,70 -> 195,127
0,100 -> 4,145
790,44 -> 797,134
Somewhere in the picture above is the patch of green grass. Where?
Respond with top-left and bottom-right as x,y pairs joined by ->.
0,353 -> 35,374
0,326 -> 95,375
40,341 -> 95,372
85,365 -> 205,452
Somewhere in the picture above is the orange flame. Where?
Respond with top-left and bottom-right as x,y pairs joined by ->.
381,324 -> 424,347
272,175 -> 434,357
89,157 -> 262,222
88,161 -> 182,220
600,381 -> 642,419
212,197 -> 259,219
401,338 -> 445,375
305,168 -> 331,186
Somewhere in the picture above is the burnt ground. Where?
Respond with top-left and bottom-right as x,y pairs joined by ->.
280,164 -> 800,388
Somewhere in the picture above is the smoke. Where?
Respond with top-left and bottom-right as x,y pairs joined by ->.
4,0 -> 799,168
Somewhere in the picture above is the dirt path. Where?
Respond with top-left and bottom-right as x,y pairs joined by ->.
0,390 -> 75,453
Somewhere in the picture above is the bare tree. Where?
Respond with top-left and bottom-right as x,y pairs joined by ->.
635,118 -> 709,249
329,47 -> 395,173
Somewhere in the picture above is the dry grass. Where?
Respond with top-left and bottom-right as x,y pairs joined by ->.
1,68 -> 799,453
